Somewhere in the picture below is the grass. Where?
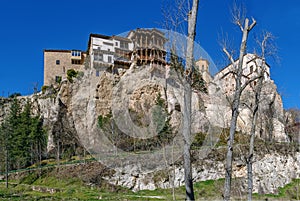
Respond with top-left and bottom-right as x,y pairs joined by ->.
0,174 -> 225,201
1,150 -> 300,200
253,178 -> 300,200
2,176 -> 300,200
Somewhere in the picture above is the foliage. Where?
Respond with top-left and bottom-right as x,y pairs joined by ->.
169,49 -> 185,76
0,170 -> 228,201
8,92 -> 21,98
67,69 -> 79,83
191,70 -> 208,93
0,98 -> 47,171
155,92 -> 165,108
55,76 -> 62,84
216,128 -> 246,146
153,93 -> 173,144
41,86 -> 49,94
191,132 -> 207,148
2,159 -> 300,200
97,115 -> 111,129
253,179 -> 300,200
97,94 -> 174,152
170,49 -> 207,93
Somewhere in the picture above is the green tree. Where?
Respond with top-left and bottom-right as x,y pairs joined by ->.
6,98 -> 21,169
0,98 -> 46,171
29,116 -> 46,168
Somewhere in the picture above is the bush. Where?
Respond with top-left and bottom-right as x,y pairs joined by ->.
8,92 -> 21,98
67,69 -> 79,83
192,132 -> 207,148
97,115 -> 111,129
41,86 -> 49,94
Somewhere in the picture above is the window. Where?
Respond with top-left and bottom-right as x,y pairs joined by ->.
96,70 -> 100,77
202,65 -> 205,71
71,51 -> 81,57
250,65 -> 253,73
120,41 -> 128,49
108,56 -> 112,63
71,59 -> 81,64
94,54 -> 103,61
115,42 -> 118,46
56,60 -> 60,65
103,42 -> 113,46
108,48 -> 110,52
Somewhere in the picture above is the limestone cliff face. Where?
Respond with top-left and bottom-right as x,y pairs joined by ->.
105,146 -> 300,194
0,62 -> 290,194
205,79 -> 287,142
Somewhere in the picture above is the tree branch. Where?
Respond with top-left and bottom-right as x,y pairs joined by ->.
248,17 -> 256,31
240,74 -> 263,93
223,48 -> 235,64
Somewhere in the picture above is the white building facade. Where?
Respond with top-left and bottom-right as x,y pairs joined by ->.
214,53 -> 270,95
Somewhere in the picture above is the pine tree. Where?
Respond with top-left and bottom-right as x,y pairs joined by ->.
0,98 -> 46,171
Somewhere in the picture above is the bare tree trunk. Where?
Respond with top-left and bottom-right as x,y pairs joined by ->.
5,147 -> 8,188
247,31 -> 276,200
38,141 -> 42,177
4,129 -> 9,189
172,139 -> 176,201
57,140 -> 60,171
183,0 -> 199,200
247,75 -> 263,200
223,18 -> 256,201
183,82 -> 194,200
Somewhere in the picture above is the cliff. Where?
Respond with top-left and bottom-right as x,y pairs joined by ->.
0,61 -> 292,194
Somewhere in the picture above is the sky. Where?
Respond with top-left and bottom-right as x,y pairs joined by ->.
0,0 -> 299,109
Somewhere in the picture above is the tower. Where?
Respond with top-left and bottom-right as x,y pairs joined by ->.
196,58 -> 211,83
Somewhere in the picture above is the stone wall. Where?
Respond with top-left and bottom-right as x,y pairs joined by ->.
44,50 -> 86,86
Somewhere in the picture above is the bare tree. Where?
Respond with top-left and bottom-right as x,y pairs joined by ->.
163,0 -> 200,200
183,1 -> 199,200
222,5 -> 256,200
246,32 -> 276,200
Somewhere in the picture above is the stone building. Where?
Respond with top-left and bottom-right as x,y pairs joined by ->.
44,29 -> 168,86
195,58 -> 212,83
42,30 -> 286,142
87,33 -> 134,77
214,53 -> 270,95
44,31 -> 269,95
44,50 -> 86,86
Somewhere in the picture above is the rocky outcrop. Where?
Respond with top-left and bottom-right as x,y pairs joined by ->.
0,61 -> 290,194
104,145 -> 300,194
204,79 -> 287,142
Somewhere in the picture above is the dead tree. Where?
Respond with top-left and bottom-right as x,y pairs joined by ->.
246,32 -> 276,200
222,10 -> 256,201
163,0 -> 200,200
183,1 -> 199,200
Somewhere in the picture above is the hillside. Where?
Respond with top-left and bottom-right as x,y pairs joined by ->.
0,56 -> 296,199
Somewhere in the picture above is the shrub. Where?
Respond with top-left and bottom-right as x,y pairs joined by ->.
67,69 -> 79,83
55,76 -> 62,84
192,132 -> 207,148
97,115 -> 110,129
8,92 -> 21,98
41,86 -> 49,94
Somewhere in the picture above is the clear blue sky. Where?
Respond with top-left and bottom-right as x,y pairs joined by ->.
0,0 -> 299,109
